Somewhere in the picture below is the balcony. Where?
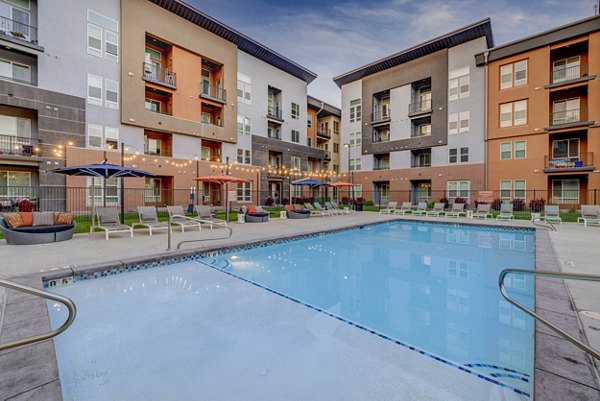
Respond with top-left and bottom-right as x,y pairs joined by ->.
267,106 -> 283,122
372,130 -> 390,143
317,128 -> 331,139
268,131 -> 281,140
553,63 -> 587,84
142,62 -> 176,89
199,83 -> 226,104
547,107 -> 593,130
408,99 -> 432,117
324,151 -> 332,161
0,15 -> 38,44
0,135 -> 41,158
371,108 -> 390,125
544,153 -> 594,173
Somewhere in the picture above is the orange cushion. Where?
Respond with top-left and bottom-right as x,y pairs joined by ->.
296,205 -> 304,211
19,212 -> 33,227
288,205 -> 295,211
4,213 -> 24,228
247,205 -> 257,214
56,213 -> 74,225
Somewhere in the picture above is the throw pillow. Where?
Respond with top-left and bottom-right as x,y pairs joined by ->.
19,212 -> 33,227
296,205 -> 304,211
56,213 -> 74,225
247,205 -> 257,214
255,206 -> 264,213
33,212 -> 54,226
288,205 -> 295,212
240,205 -> 248,214
4,213 -> 24,228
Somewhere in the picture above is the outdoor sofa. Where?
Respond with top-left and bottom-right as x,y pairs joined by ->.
286,204 -> 311,219
240,205 -> 269,223
1,212 -> 76,245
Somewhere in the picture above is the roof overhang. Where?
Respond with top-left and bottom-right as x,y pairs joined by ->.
307,95 -> 341,117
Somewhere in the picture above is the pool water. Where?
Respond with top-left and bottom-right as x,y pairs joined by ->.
48,221 -> 535,399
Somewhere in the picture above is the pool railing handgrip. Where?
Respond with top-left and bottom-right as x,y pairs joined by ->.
0,279 -> 76,352
499,268 -> 600,360
167,214 -> 233,251
531,217 -> 556,231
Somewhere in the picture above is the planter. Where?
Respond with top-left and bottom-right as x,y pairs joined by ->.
355,203 -> 364,212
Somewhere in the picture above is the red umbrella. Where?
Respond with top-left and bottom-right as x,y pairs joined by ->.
329,181 -> 355,187
193,174 -> 250,222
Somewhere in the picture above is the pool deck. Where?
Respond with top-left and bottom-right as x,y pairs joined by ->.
1,213 -> 599,400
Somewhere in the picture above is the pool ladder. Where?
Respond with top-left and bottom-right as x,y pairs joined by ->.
500,268 -> 600,360
0,278 -> 76,352
167,214 -> 232,251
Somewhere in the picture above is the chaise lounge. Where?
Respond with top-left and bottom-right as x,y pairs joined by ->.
286,204 -> 311,219
132,206 -> 170,235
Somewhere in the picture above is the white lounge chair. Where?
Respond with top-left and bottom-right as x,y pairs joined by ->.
95,207 -> 133,240
304,202 -> 327,217
132,206 -> 170,235
379,201 -> 398,215
426,202 -> 446,217
542,205 -> 562,225
472,204 -> 492,220
167,205 -> 201,232
195,205 -> 228,228
496,203 -> 514,221
325,201 -> 343,215
445,203 -> 466,218
578,205 -> 600,227
413,202 -> 428,216
394,202 -> 414,215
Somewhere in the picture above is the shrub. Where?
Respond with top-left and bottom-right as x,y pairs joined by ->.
281,197 -> 289,205
364,200 -> 374,206
341,196 -> 349,205
491,198 -> 502,211
529,198 -> 545,213
512,198 -> 526,212
265,196 -> 274,206
454,197 -> 466,204
439,197 -> 450,209
17,199 -> 34,212
356,197 -> 364,203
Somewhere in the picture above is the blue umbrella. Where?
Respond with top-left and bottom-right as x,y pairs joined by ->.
291,178 -> 328,187
51,161 -> 153,232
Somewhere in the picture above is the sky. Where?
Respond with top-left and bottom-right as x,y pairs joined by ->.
188,0 -> 598,107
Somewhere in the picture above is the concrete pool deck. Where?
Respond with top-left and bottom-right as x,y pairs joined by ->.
0,212 -> 599,400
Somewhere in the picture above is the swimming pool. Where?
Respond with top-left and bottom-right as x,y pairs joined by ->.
48,220 -> 535,400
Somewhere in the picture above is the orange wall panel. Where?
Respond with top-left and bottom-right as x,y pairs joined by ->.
171,47 -> 203,122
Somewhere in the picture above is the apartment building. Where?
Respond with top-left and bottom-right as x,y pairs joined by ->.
476,15 -> 600,207
0,0 -> 319,210
333,20 -> 493,206
307,95 -> 341,174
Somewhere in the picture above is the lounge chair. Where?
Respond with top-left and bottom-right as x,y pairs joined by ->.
167,205 -> 202,232
542,205 -> 562,225
426,202 -> 446,217
496,203 -> 514,221
314,202 -> 334,216
331,201 -> 350,214
95,207 -> 133,240
472,204 -> 492,220
304,202 -> 327,217
132,206 -> 170,235
393,202 -> 413,215
379,201 -> 398,215
286,204 -> 310,219
195,205 -> 228,228
445,203 -> 466,218
578,205 -> 600,227
413,202 -> 428,216
324,201 -> 343,215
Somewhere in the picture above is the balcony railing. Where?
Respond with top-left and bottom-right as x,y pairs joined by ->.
544,152 -> 594,171
0,73 -> 32,86
0,16 -> 38,43
268,132 -> 281,140
267,106 -> 283,121
553,63 -> 587,84
373,164 -> 390,171
324,151 -> 332,160
371,108 -> 390,123
551,107 -> 587,126
142,63 -> 176,88
317,129 -> 331,139
200,82 -> 226,103
0,135 -> 41,157
411,158 -> 431,168
408,99 -> 432,115
372,132 -> 390,143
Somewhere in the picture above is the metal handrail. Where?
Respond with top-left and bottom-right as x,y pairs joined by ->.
167,214 -> 232,251
0,279 -> 76,352
499,268 -> 600,360
532,217 -> 556,231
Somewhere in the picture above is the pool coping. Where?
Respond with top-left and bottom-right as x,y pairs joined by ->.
0,219 -> 597,400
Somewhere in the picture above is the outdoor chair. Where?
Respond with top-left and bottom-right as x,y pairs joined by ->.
132,206 -> 170,235
95,207 -> 134,240
286,204 -> 311,219
331,201 -> 350,214
496,203 -> 514,221
426,202 -> 446,217
195,205 -> 228,228
304,202 -> 327,217
313,202 -> 334,216
542,205 -> 562,225
167,205 -> 201,232
578,205 -> 600,227
379,201 -> 398,215
445,203 -> 466,218
473,203 -> 492,219
324,201 -> 343,215
413,202 -> 428,216
393,202 -> 413,216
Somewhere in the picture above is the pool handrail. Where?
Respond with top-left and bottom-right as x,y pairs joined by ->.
499,268 -> 600,360
167,214 -> 232,251
0,278 -> 76,352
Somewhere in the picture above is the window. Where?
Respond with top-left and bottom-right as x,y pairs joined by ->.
460,147 -> 469,163
514,180 -> 526,199
0,59 -> 30,83
87,74 -> 103,106
105,79 -> 118,109
105,127 -> 119,149
291,156 -> 301,171
237,182 -> 252,202
349,99 -> 361,122
449,148 -> 457,164
291,130 -> 300,143
145,99 -> 160,113
500,142 -> 512,160
237,73 -> 252,105
87,10 -> 119,62
350,157 -> 361,171
349,132 -> 361,146
0,115 -> 30,137
514,141 -> 526,159
449,112 -> 469,134
236,149 -> 251,164
448,148 -> 468,164
87,176 -> 119,206
144,178 -> 161,203
552,138 -> 579,160
500,100 -> 527,127
0,1 -> 30,41
236,115 -> 251,136
500,60 -> 527,89
447,181 -> 470,202
418,124 -> 431,137
459,111 -> 469,133
449,66 -> 469,100
448,113 -> 458,134
307,137 -> 312,147
500,180 -> 512,201
87,124 -> 118,149
333,120 -> 340,134
145,138 -> 161,155
291,103 -> 300,119
0,170 -> 30,198
333,143 -> 339,153
87,124 -> 103,148
552,179 -> 579,203
552,98 -> 580,125
307,113 -> 312,128
553,56 -> 581,83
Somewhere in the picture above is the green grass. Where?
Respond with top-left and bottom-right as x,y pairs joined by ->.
364,207 -> 582,222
